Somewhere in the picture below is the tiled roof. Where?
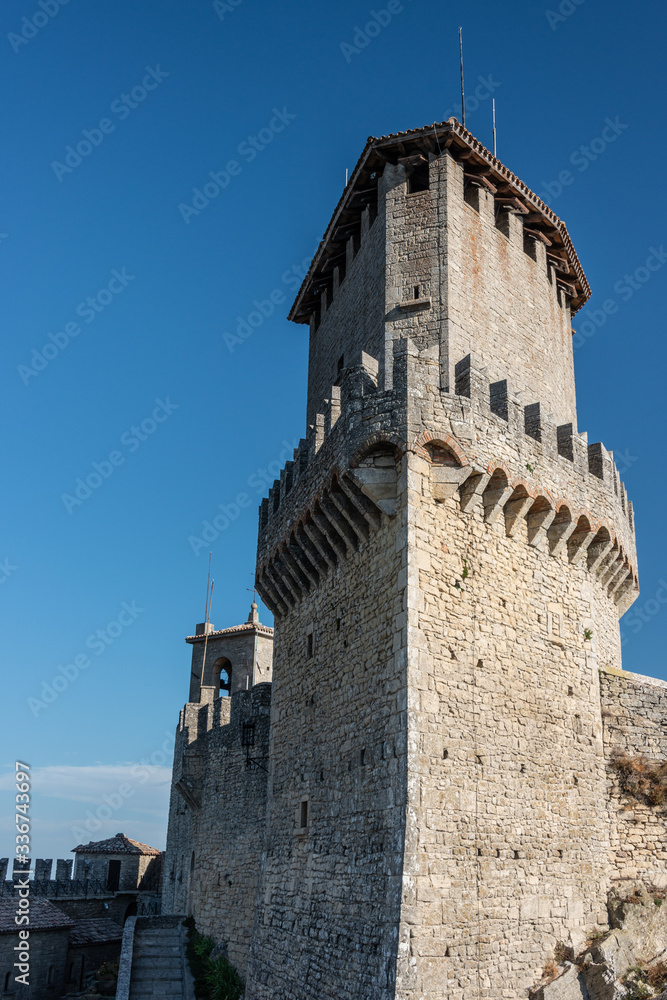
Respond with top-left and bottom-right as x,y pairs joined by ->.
68,918 -> 123,946
186,622 -> 274,643
0,898 -> 74,934
289,117 -> 590,320
72,833 -> 161,856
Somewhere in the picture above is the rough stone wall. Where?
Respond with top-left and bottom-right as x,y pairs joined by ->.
73,853 -> 140,891
162,686 -> 270,973
306,187 -> 386,427
601,667 -> 667,885
0,928 -> 70,1000
445,154 -> 577,426
246,508 -> 408,1000
65,940 -> 122,990
398,436 -> 617,999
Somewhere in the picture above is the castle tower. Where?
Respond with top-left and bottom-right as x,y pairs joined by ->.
162,604 -> 274,971
246,120 -> 639,999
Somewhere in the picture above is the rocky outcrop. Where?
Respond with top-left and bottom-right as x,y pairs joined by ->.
532,884 -> 667,999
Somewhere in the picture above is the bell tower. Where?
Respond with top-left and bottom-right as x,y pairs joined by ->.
246,119 -> 639,1000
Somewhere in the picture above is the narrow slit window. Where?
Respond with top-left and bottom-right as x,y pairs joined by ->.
300,800 -> 309,829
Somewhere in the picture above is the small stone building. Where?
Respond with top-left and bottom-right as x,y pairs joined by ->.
73,833 -> 162,893
0,898 -> 73,1000
64,918 -> 123,992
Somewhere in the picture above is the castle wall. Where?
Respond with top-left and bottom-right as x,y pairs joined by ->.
399,455 -> 614,999
305,188 -> 386,427
73,853 -> 141,891
445,154 -> 577,427
0,928 -> 70,1000
162,686 -> 270,973
246,508 -> 408,1000
601,667 -> 667,885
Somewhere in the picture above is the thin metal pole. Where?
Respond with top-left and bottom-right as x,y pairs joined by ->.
247,585 -> 259,689
201,579 -> 214,699
459,27 -> 465,128
204,552 -> 211,623
492,99 -> 497,158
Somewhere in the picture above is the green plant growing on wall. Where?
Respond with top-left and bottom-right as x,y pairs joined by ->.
205,957 -> 245,1000
584,628 -> 593,641
184,918 -> 244,1000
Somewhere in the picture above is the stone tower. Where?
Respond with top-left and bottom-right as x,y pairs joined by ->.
162,606 -> 273,968
246,119 -> 639,999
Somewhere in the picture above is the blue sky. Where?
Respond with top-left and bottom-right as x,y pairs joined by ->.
1,0 -> 666,862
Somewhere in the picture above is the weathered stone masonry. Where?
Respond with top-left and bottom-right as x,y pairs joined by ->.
163,118 -> 665,1000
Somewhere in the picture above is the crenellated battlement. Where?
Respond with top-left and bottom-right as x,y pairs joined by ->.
257,339 -> 638,621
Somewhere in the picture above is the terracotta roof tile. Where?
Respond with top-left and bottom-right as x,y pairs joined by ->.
68,918 -> 123,946
72,832 -> 161,856
0,898 -> 74,934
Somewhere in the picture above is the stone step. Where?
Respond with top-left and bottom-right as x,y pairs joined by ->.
137,927 -> 181,936
132,965 -> 182,979
133,947 -> 181,957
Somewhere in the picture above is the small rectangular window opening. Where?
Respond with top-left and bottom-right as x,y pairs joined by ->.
335,354 -> 345,384
306,633 -> 313,658
413,285 -> 420,300
407,163 -> 429,193
241,722 -> 255,748
300,800 -> 309,829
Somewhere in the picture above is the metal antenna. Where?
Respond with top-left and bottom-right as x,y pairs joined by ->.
247,586 -> 259,689
459,27 -> 466,127
204,552 -> 212,623
201,579 -> 214,694
492,98 -> 497,158
345,167 -> 348,187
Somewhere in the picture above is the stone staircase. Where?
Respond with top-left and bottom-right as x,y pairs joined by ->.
118,915 -> 194,1000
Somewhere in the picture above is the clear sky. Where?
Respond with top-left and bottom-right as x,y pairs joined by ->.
2,0 -> 666,863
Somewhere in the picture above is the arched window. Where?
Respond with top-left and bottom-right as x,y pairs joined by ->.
211,657 -> 231,697
4,971 -> 13,992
